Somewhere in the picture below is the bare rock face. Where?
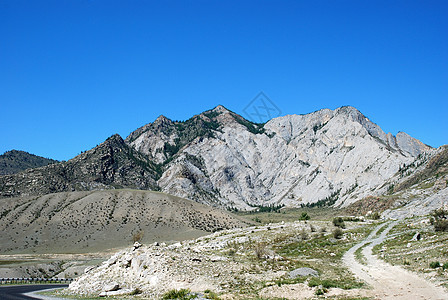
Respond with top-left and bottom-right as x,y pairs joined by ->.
127,105 -> 433,209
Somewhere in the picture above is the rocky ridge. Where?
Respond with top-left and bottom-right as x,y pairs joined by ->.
0,105 -> 437,209
0,135 -> 159,198
128,105 -> 433,209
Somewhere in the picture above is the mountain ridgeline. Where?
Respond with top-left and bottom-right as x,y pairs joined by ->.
0,105 -> 435,209
0,150 -> 58,175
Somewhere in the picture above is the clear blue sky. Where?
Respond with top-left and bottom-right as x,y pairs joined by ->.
1,0 -> 447,161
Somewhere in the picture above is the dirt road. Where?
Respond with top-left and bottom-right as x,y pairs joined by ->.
342,222 -> 448,299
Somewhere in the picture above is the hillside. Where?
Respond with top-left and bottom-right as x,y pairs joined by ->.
0,150 -> 57,175
0,189 -> 246,254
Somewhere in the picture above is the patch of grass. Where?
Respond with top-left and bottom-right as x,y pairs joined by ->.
162,289 -> 197,299
272,276 -> 306,287
203,289 -> 220,300
308,277 -> 364,290
236,207 -> 343,225
254,242 -> 268,259
430,261 -> 441,268
354,244 -> 368,265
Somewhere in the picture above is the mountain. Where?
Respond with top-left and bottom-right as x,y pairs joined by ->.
0,150 -> 57,175
0,105 -> 436,209
0,135 -> 159,198
126,105 -> 432,209
0,189 -> 246,253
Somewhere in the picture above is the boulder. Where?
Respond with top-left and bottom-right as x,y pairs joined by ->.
289,267 -> 319,278
103,282 -> 119,292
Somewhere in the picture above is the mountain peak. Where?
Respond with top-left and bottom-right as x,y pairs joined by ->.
155,115 -> 171,123
104,134 -> 124,144
212,105 -> 230,113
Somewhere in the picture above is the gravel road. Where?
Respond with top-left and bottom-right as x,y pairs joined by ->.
343,222 -> 448,299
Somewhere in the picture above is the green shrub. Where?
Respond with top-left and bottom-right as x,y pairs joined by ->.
204,290 -> 220,300
434,220 -> 448,232
333,228 -> 344,239
443,262 -> 448,270
431,209 -> 448,232
299,212 -> 310,221
332,217 -> 346,228
369,212 -> 381,220
162,289 -> 196,299
430,261 -> 441,268
130,287 -> 143,295
315,287 -> 327,295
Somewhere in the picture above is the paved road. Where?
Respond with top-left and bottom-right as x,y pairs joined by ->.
0,285 -> 68,300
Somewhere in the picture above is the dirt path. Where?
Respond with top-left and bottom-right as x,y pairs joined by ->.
342,222 -> 448,299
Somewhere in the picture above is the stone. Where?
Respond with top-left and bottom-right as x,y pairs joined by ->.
411,232 -> 421,241
167,242 -> 182,250
103,282 -> 119,292
133,241 -> 142,251
289,267 -> 319,278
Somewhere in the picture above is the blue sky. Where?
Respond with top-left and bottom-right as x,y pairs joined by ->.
1,0 -> 447,160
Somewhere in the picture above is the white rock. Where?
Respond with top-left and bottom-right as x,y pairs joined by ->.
103,282 -> 119,292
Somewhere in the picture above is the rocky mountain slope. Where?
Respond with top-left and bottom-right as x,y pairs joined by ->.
0,105 -> 436,209
127,105 -> 433,209
0,150 -> 57,175
0,189 -> 246,254
0,135 -> 159,198
345,145 -> 448,219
